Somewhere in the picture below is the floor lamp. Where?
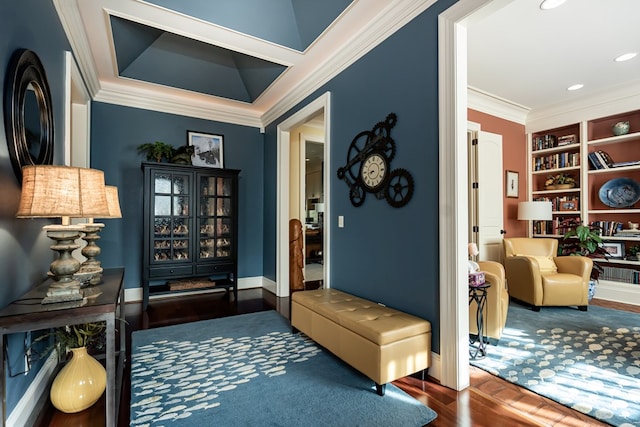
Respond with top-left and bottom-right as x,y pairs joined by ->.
16,165 -> 108,304
518,201 -> 553,234
76,185 -> 123,286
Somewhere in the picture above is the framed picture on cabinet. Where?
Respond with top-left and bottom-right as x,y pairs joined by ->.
505,170 -> 519,198
188,131 -> 224,168
600,242 -> 625,259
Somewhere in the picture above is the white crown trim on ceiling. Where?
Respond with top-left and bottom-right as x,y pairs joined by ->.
54,0 -> 438,129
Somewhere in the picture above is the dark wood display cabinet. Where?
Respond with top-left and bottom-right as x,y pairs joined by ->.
142,162 -> 240,309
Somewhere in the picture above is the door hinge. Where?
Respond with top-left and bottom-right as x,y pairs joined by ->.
472,138 -> 478,145
472,182 -> 478,189
472,226 -> 479,232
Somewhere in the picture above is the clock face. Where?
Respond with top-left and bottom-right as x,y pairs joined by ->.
361,152 -> 388,192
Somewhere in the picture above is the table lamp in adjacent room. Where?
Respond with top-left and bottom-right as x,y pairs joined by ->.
16,165 -> 108,304
75,185 -> 123,286
518,201 -> 553,234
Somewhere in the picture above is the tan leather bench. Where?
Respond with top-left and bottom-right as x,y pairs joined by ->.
291,288 -> 431,395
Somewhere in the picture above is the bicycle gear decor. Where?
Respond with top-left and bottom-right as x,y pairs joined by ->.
337,113 -> 414,208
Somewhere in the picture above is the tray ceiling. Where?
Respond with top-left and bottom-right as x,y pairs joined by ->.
54,0 -> 640,128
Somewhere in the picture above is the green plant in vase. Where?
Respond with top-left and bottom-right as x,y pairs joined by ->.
137,141 -> 175,162
557,219 -> 610,301
32,322 -> 106,359
32,322 -> 108,414
628,245 -> 640,261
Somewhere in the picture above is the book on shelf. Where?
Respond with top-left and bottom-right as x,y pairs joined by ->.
600,265 -> 640,285
612,159 -> 640,168
588,152 -> 604,169
532,134 -> 557,151
590,150 -> 639,168
557,134 -> 577,146
615,230 -> 640,238
594,150 -> 613,168
591,221 -> 623,237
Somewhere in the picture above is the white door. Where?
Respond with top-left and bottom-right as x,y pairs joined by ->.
470,130 -> 504,262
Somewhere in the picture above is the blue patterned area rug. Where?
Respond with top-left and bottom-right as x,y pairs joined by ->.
471,302 -> 640,427
130,310 -> 437,426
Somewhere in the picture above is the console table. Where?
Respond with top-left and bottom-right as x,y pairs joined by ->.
0,268 -> 125,427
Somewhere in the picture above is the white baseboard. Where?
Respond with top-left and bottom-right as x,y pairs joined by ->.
8,352 -> 57,427
593,280 -> 640,306
124,276 -> 266,303
427,351 -> 441,383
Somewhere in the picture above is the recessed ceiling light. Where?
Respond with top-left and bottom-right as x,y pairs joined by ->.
567,84 -> 584,91
615,52 -> 637,62
540,0 -> 567,10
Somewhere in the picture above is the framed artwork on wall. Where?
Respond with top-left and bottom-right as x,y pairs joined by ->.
505,170 -> 519,198
188,131 -> 224,168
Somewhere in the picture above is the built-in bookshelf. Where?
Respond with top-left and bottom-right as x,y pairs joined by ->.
528,110 -> 640,303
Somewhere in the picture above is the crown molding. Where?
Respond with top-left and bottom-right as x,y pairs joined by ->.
467,86 -> 529,124
95,80 -> 263,128
525,80 -> 640,132
261,0 -> 438,127
53,0 -> 101,97
57,0 -> 440,130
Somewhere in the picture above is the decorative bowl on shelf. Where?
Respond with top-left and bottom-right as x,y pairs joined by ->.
612,121 -> 630,136
598,177 -> 640,208
544,183 -> 575,190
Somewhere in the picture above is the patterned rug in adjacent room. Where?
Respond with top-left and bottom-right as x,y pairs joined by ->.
130,310 -> 437,426
471,302 -> 640,427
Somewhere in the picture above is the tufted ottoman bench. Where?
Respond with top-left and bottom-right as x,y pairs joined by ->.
291,288 -> 431,396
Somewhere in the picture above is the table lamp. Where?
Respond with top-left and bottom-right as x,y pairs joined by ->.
76,185 -> 122,285
518,201 -> 552,235
16,165 -> 108,304
517,201 -> 553,221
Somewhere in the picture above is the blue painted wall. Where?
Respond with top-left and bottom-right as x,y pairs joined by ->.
264,0 -> 458,352
90,103 -> 265,289
0,0 -> 72,414
0,0 -> 459,415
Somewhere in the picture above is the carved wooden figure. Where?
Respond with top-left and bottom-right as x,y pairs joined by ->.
289,219 -> 305,291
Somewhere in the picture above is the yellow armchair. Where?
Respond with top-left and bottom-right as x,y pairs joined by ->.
469,261 -> 509,344
503,238 -> 592,312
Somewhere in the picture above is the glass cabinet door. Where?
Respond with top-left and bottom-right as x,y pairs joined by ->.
198,175 -> 233,260
151,171 -> 191,263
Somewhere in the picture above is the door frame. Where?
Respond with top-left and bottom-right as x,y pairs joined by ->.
439,0 -> 505,390
63,51 -> 91,168
276,92 -> 331,297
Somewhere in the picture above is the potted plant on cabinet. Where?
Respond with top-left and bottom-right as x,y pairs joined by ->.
557,219 -> 610,300
137,141 -> 175,162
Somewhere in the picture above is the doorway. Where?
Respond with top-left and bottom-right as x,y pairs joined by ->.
276,92 -> 331,297
438,0 -> 498,390
302,138 -> 325,287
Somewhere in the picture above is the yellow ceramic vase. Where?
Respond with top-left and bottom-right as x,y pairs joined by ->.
50,347 -> 107,413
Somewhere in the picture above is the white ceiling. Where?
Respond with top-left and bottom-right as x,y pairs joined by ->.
54,0 -> 640,129
468,0 -> 640,113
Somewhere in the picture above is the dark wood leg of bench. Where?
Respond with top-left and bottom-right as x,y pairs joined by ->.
376,383 -> 386,396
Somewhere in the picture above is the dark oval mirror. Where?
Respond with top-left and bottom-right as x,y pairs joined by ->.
3,49 -> 54,183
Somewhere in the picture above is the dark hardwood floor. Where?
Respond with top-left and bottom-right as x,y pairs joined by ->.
35,290 -> 637,427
